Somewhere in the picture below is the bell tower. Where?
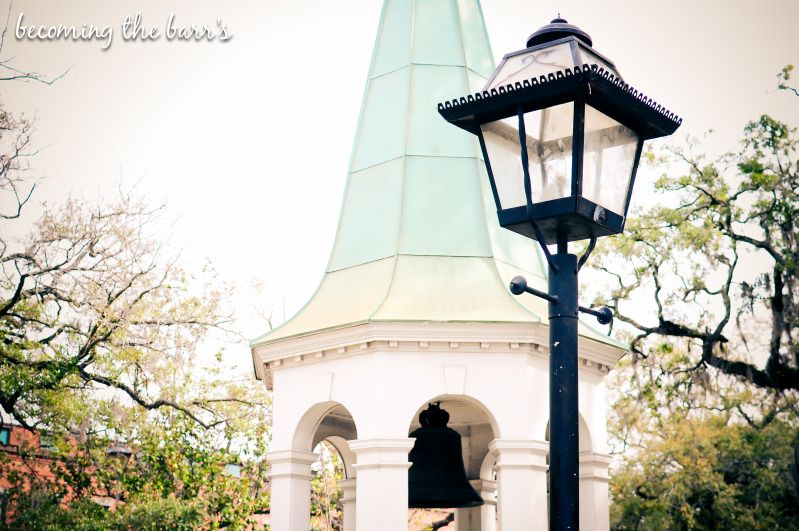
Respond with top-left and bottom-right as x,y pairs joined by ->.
251,1 -> 622,530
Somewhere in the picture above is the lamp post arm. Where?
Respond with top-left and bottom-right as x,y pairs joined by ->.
510,275 -> 613,326
578,305 -> 613,325
509,275 -> 558,303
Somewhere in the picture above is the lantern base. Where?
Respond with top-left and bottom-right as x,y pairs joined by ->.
497,197 -> 624,244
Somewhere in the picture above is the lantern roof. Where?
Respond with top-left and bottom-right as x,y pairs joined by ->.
526,16 -> 592,47
439,65 -> 682,140
251,0 -> 625,352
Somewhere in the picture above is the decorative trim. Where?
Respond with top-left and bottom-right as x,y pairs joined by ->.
471,479 -> 498,504
339,478 -> 357,503
253,321 -> 621,386
269,471 -> 315,480
489,439 -> 549,472
494,462 -> 549,472
578,451 -> 612,466
352,462 -> 412,472
438,64 -> 681,126
267,449 -> 319,464
489,439 -> 549,455
472,479 -> 497,492
349,438 -> 415,472
267,449 -> 318,480
348,438 -> 416,453
578,451 -> 612,481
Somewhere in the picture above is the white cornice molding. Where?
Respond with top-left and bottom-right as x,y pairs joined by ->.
348,438 -> 415,471
489,439 -> 550,472
252,321 -> 624,387
266,449 -> 319,480
578,451 -> 612,481
348,438 -> 416,453
488,439 -> 550,455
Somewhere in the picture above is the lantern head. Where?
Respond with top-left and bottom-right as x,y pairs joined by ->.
438,18 -> 681,244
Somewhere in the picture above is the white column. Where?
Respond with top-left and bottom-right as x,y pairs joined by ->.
340,478 -> 357,531
478,479 -> 497,531
455,507 -> 477,531
489,440 -> 549,531
579,452 -> 611,531
267,449 -> 318,531
350,438 -> 415,531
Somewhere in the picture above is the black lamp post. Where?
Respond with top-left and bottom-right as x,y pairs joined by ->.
438,17 -> 681,531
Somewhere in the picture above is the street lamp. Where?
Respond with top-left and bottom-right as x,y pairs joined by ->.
107,444 -> 133,509
438,16 -> 680,531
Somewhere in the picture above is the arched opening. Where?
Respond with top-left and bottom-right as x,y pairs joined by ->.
479,452 -> 497,483
310,439 -> 347,531
292,402 -> 358,531
293,401 -> 358,453
407,395 -> 499,531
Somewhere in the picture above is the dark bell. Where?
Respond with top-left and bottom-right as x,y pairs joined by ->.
408,403 -> 483,508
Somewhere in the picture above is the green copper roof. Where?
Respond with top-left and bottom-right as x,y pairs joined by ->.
252,0 -> 623,350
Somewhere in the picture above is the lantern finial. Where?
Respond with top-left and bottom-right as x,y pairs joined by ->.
526,16 -> 592,48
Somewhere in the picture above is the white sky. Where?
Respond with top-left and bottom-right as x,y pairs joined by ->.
4,0 -> 799,371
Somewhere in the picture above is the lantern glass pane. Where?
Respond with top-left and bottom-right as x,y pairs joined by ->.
533,101 -> 574,203
481,117 -> 530,210
485,43 -> 575,90
582,105 -> 638,215
481,102 -> 574,210
577,45 -> 622,79
480,102 -> 574,211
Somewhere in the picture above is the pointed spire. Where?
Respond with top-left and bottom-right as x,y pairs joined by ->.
253,0 -> 555,345
329,0 -> 497,271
